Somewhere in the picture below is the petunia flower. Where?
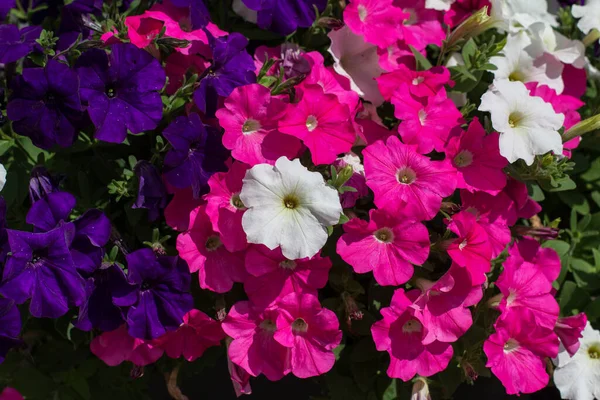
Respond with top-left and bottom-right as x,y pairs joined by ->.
216,84 -> 302,166
0,299 -> 21,364
555,313 -> 588,357
176,205 -> 246,293
122,249 -> 194,340
244,245 -> 332,308
490,0 -> 558,33
371,289 -> 454,381
363,136 -> 456,220
240,157 -> 343,260
278,85 -> 356,165
479,79 -> 564,165
274,292 -> 342,378
155,309 -> 225,362
343,0 -> 407,47
445,118 -> 507,194
162,113 -> 228,198
90,324 -> 164,367
132,161 -> 168,222
572,0 -> 600,43
28,166 -> 62,203
393,0 -> 445,50
164,52 -> 210,95
240,0 -> 327,35
0,0 -> 15,19
332,153 -> 369,208
222,301 -> 291,381
444,0 -> 490,27
377,64 -> 451,101
527,22 -> 586,68
0,25 -> 41,64
7,60 -> 83,150
484,313 -> 559,395
0,387 -> 23,400
164,187 -> 204,232
0,224 -> 86,318
425,0 -> 455,10
337,209 -> 430,286
76,43 -> 166,143
253,43 -> 311,80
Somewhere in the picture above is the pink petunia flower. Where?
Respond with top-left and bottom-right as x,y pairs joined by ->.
445,118 -> 507,194
377,40 -> 416,72
278,85 -> 356,165
377,65 -> 451,101
555,313 -> 588,357
176,205 -> 246,293
484,313 -> 559,395
155,309 -> 225,362
273,293 -> 342,378
337,209 -> 430,286
164,52 -> 210,95
393,0 -> 445,51
371,289 -> 454,381
244,245 -> 332,308
164,186 -> 204,232
343,0 -> 408,48
216,84 -> 302,166
363,135 -> 456,220
0,388 -> 23,400
90,325 -> 163,367
225,338 -> 253,396
503,178 -> 542,225
205,161 -> 249,252
222,301 -> 291,381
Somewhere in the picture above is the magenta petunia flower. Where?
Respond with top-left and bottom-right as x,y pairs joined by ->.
164,187 -> 204,232
393,87 -> 463,154
445,118 -> 507,194
484,313 -> 559,395
371,289 -> 453,381
343,0 -> 408,48
363,136 -> 456,220
273,292 -> 342,378
555,313 -> 588,357
222,301 -> 291,381
446,210 -> 493,285
244,245 -> 331,308
176,205 -> 246,293
90,324 -> 163,367
393,0 -> 445,50
503,178 -> 542,225
377,64 -> 451,101
278,85 -> 356,165
216,84 -> 302,166
337,209 -> 429,286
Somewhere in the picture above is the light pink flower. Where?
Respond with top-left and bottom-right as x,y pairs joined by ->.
393,0 -> 445,51
337,209 -> 429,286
393,87 -> 463,154
176,205 -> 246,293
244,245 -> 332,308
484,313 -> 559,395
216,84 -> 302,166
555,313 -> 588,357
344,0 -> 408,47
274,293 -> 342,378
222,301 -> 291,381
363,135 -> 456,220
90,325 -> 163,367
278,85 -> 356,165
0,388 -> 23,400
164,187 -> 204,231
372,289 -> 453,381
377,65 -> 451,101
445,118 -> 507,194
155,309 -> 224,362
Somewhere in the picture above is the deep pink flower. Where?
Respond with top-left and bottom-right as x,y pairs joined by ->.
377,40 -> 416,72
393,0 -> 445,50
377,65 -> 451,101
555,313 -> 588,357
363,135 -> 456,220
0,388 -> 23,400
484,313 -> 559,395
155,309 -> 225,361
176,205 -> 246,293
164,187 -> 204,232
278,85 -> 356,165
393,87 -> 463,154
274,293 -> 342,378
244,245 -> 332,308
504,178 -> 542,225
372,289 -> 453,381
165,53 -> 209,95
444,0 -> 490,28
343,0 -> 408,47
216,84 -> 302,166
337,209 -> 429,286
90,325 -> 163,367
445,118 -> 507,194
226,341 -> 253,396
222,301 -> 291,381
446,211 -> 493,284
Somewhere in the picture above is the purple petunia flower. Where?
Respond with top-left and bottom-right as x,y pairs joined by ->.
29,166 -> 63,203
162,113 -> 228,198
0,224 -> 86,318
0,25 -> 42,64
169,0 -> 210,29
193,33 -> 256,116
120,248 -> 193,340
26,191 -> 76,232
0,299 -> 21,364
0,0 -> 15,20
76,43 -> 166,144
242,0 -> 327,35
132,160 -> 168,222
7,60 -> 84,150
0,197 -> 8,264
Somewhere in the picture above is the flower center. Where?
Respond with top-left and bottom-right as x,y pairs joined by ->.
279,260 -> 297,270
412,76 -> 424,85
503,338 -> 520,352
508,111 -> 525,128
402,319 -> 422,333
230,193 -> 245,209
45,92 -> 57,106
259,318 -> 277,333
106,85 -> 116,98
27,249 -> 48,269
306,115 -> 318,132
418,109 -> 427,125
396,167 -> 416,185
292,318 -> 308,333
588,344 -> 600,359
205,235 -> 223,251
242,119 -> 261,135
403,9 -> 417,25
458,239 -> 468,251
453,150 -> 474,168
374,227 -> 394,244
508,70 -> 525,82
506,289 -> 517,305
141,281 -> 152,291
283,194 -> 299,210
357,4 -> 368,21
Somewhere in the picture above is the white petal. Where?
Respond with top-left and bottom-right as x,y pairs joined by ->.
278,207 -> 329,260
0,164 -> 6,192
425,0 -> 455,11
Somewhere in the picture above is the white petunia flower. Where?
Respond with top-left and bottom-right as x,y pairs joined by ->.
490,0 -> 558,33
240,157 -> 342,260
478,79 -> 564,165
553,322 -> 600,400
490,31 -> 565,93
425,0 -> 455,11
0,164 -> 5,191
527,22 -> 586,68
572,0 -> 600,37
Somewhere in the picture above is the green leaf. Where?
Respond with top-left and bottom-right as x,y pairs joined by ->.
0,139 -> 13,156
581,157 -> 600,182
69,375 -> 91,400
559,281 -> 591,315
381,379 -> 397,400
558,191 -> 590,215
461,38 -> 478,67
584,297 -> 600,322
409,45 -> 432,71
542,240 -> 570,257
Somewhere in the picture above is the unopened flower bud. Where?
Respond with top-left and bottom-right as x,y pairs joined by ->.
513,225 -> 559,240
445,7 -> 495,49
316,17 -> 344,30
563,113 -> 600,142
130,365 -> 145,379
462,361 -> 479,383
441,202 -> 460,215
411,377 -> 431,400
